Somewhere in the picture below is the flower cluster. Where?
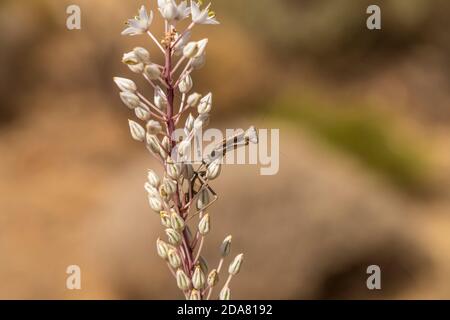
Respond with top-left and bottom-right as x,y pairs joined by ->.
114,1 -> 257,300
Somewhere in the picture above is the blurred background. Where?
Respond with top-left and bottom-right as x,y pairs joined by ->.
0,0 -> 450,299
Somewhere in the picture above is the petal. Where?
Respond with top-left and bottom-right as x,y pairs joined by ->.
121,27 -> 138,36
190,0 -> 201,20
139,5 -> 148,21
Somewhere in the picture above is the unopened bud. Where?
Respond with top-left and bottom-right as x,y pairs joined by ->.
183,42 -> 199,59
166,158 -> 180,180
196,189 -> 210,210
228,253 -> 244,276
147,170 -> 160,188
207,269 -> 219,287
245,126 -> 259,144
192,266 -> 206,290
135,105 -> 151,121
176,269 -> 191,291
192,53 -> 206,70
128,120 -> 146,142
146,120 -> 162,135
159,178 -> 177,199
122,51 -> 139,65
156,238 -> 169,259
219,286 -> 231,300
220,235 -> 232,257
178,74 -> 193,93
198,93 -> 212,114
194,113 -> 210,131
154,86 -> 168,111
166,228 -> 182,246
167,249 -> 182,269
162,136 -> 171,152
195,39 -> 208,57
187,93 -> 202,108
161,2 -> 178,21
148,196 -> 163,213
207,158 -> 221,180
146,134 -> 161,154
133,47 -> 151,64
189,289 -> 201,300
198,256 -> 208,274
120,92 -> 140,109
144,64 -> 161,80
160,211 -> 172,228
170,211 -> 185,231
114,77 -> 137,92
128,63 -> 144,74
198,213 -> 210,236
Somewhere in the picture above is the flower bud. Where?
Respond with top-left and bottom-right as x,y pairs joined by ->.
156,238 -> 169,259
177,140 -> 191,158
196,189 -> 210,210
219,287 -> 231,300
183,42 -> 199,59
128,120 -> 146,142
195,39 -> 208,57
148,196 -> 163,213
173,31 -> 191,56
146,120 -> 162,135
133,47 -> 151,64
128,63 -> 145,74
198,213 -> 210,236
189,289 -> 201,300
194,113 -> 210,131
160,211 -> 172,228
161,2 -> 178,21
134,105 -> 151,121
184,113 -> 195,133
187,93 -> 202,108
122,51 -> 140,65
228,253 -> 244,276
147,170 -> 160,188
207,158 -> 221,180
120,92 -> 140,109
220,235 -> 232,257
144,64 -> 161,80
178,74 -> 193,93
198,256 -> 208,274
114,77 -> 137,92
166,158 -> 180,180
176,269 -> 191,291
198,93 -> 212,114
159,178 -> 177,199
170,211 -> 185,231
154,86 -> 168,111
166,228 -> 182,246
144,182 -> 158,197
146,134 -> 161,154
162,136 -> 171,152
245,126 -> 259,144
207,269 -> 219,287
192,266 -> 206,290
167,249 -> 182,269
192,53 -> 206,70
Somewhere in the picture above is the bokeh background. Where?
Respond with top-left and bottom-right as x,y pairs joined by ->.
1,0 -> 450,299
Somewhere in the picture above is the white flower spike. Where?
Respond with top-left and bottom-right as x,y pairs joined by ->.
122,6 -> 154,36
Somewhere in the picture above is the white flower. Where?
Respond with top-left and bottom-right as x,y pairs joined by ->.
190,1 -> 219,25
122,6 -> 154,36
158,0 -> 190,23
113,77 -> 137,92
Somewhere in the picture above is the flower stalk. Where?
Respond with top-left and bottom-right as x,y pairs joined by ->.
114,1 -> 258,300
